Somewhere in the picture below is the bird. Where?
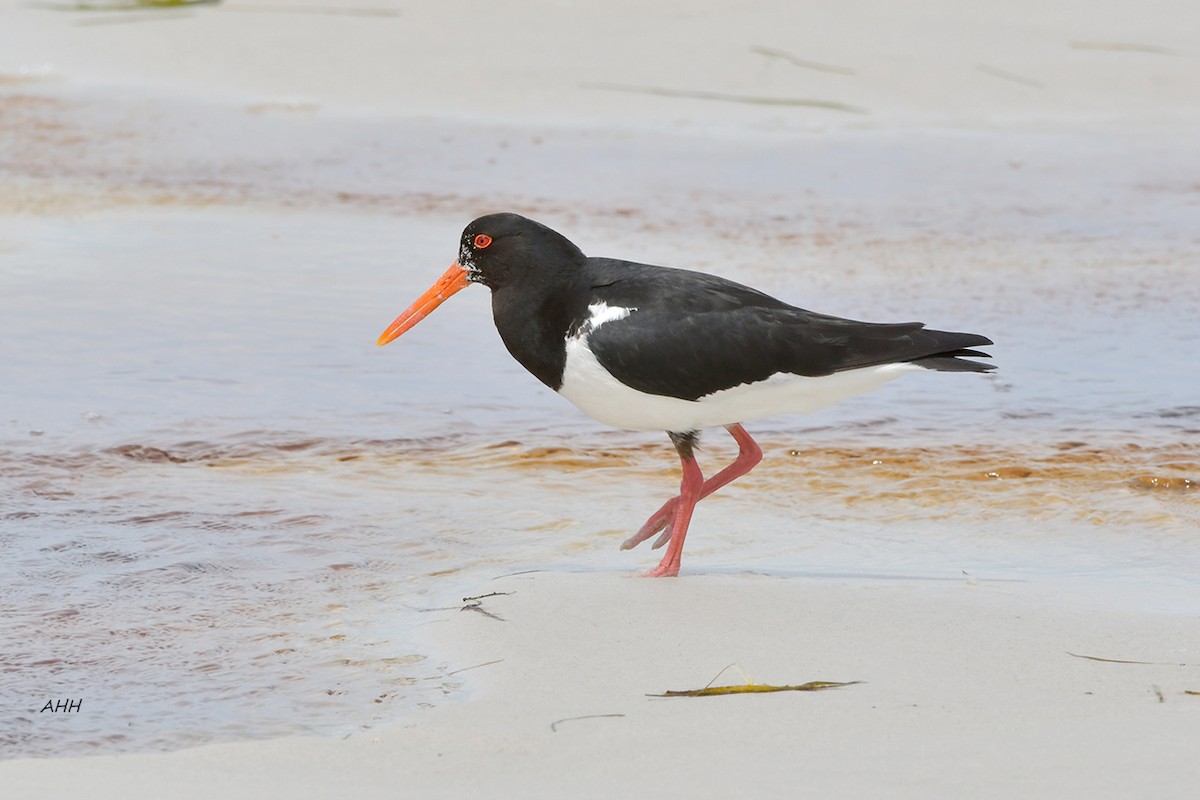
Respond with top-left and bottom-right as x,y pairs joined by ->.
377,213 -> 994,577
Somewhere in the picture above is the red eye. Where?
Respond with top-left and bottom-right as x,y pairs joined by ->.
474,234 -> 492,249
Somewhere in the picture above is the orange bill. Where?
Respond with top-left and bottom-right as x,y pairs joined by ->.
376,263 -> 471,346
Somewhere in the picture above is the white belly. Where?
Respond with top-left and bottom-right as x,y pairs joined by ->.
558,336 -> 920,432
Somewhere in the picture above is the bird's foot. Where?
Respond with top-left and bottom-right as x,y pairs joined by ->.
636,507 -> 685,576
620,496 -> 679,550
641,560 -> 680,578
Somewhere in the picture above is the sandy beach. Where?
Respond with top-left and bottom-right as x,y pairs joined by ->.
3,571 -> 1198,798
2,0 -> 1198,797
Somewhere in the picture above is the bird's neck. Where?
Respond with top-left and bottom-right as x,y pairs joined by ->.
490,278 -> 584,391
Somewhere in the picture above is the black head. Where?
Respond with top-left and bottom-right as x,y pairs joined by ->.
459,213 -> 587,290
376,213 -> 586,348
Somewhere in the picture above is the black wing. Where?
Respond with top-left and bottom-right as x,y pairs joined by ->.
581,260 -> 993,401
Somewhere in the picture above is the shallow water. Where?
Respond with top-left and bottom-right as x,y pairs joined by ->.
1,87 -> 1198,758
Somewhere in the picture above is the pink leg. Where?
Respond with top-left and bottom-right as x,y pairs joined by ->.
643,439 -> 705,578
621,423 -> 763,552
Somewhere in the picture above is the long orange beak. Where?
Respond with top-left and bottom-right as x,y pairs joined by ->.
376,263 -> 471,346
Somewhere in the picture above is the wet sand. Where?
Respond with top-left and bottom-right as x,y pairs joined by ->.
2,0 -> 1199,796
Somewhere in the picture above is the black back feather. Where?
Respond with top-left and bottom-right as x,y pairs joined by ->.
579,260 -> 993,401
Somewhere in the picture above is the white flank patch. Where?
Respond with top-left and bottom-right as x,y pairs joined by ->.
559,340 -> 922,432
571,302 -> 635,339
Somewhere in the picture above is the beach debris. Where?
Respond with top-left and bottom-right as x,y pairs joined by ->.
42,0 -> 401,15
1070,42 -> 1179,56
651,681 -> 861,697
749,45 -> 856,75
462,591 -> 513,602
459,590 -> 512,620
414,590 -> 513,618
40,0 -> 218,10
579,82 -> 869,115
1066,651 -> 1197,667
1067,652 -> 1156,665
650,663 -> 860,697
976,64 -> 1046,89
445,659 -> 503,677
550,714 -> 626,733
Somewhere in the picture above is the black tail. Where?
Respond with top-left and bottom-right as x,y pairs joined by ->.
792,315 -> 996,376
911,336 -> 995,373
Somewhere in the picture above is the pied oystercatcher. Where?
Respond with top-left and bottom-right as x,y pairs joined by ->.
377,213 -> 994,577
